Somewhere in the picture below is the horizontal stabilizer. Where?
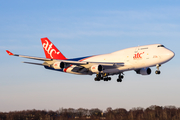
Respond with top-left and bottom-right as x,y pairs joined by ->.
23,62 -> 45,66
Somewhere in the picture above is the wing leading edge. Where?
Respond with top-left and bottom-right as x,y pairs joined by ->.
6,50 -> 124,68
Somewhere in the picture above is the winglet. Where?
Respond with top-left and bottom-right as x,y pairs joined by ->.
6,50 -> 14,55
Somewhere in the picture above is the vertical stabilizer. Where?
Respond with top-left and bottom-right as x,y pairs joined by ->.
41,37 -> 67,60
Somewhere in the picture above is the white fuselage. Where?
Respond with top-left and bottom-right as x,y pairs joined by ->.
65,44 -> 174,75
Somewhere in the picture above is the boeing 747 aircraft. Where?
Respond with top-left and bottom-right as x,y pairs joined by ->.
6,37 -> 175,82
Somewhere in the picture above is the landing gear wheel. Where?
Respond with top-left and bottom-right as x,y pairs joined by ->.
94,73 -> 101,81
117,73 -> 124,82
117,79 -> 122,82
103,77 -> 111,81
155,70 -> 161,74
94,78 -> 100,81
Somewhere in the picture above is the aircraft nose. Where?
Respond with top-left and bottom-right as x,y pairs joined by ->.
166,50 -> 175,60
159,49 -> 175,62
168,50 -> 175,58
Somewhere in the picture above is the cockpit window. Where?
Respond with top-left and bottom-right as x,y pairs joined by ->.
158,45 -> 165,47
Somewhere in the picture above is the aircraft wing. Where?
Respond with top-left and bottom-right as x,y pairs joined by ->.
6,50 -> 89,64
6,50 -> 124,67
6,50 -> 52,61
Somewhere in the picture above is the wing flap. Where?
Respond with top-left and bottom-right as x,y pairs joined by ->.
91,62 -> 124,66
60,61 -> 124,67
62,60 -> 88,65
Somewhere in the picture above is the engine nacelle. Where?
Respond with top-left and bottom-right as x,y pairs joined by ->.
52,62 -> 66,69
90,64 -> 103,73
136,68 -> 151,75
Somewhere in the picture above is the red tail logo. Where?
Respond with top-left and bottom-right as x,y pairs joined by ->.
133,52 -> 144,59
41,37 -> 67,60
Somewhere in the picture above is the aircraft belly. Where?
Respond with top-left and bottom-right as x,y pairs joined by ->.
103,69 -> 120,74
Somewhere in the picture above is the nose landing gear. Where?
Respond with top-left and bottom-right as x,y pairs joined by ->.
155,64 -> 161,74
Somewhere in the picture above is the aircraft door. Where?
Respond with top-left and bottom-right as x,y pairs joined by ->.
134,46 -> 139,53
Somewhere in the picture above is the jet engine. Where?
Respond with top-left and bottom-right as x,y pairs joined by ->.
90,64 -> 103,73
52,62 -> 66,69
136,68 -> 151,75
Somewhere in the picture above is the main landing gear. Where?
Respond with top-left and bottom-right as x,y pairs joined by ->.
94,73 -> 111,82
117,73 -> 124,82
94,73 -> 101,81
94,73 -> 124,82
155,64 -> 161,75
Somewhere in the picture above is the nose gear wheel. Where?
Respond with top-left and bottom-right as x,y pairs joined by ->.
155,64 -> 161,75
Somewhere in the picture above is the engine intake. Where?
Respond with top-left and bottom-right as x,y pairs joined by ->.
53,62 -> 66,69
90,64 -> 103,73
136,68 -> 151,75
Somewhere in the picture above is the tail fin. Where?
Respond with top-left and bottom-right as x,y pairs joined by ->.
41,37 -> 67,60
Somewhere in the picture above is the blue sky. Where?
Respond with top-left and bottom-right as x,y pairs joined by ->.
0,0 -> 180,112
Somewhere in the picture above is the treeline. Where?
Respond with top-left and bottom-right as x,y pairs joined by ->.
1,105 -> 180,120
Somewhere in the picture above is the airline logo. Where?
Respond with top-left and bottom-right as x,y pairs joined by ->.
41,37 -> 67,60
54,63 -> 58,67
133,52 -> 144,59
92,66 -> 96,69
42,40 -> 60,58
